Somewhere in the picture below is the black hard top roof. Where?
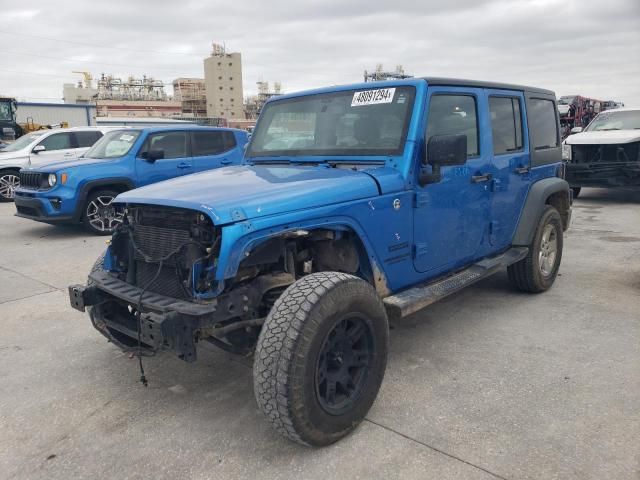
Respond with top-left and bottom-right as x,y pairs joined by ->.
421,77 -> 555,96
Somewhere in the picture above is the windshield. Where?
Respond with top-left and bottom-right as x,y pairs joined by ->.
585,110 -> 640,131
247,86 -> 416,158
84,130 -> 141,159
0,101 -> 13,121
0,131 -> 46,153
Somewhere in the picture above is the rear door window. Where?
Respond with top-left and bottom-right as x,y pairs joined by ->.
426,94 -> 479,157
528,98 -> 559,150
489,96 -> 524,155
192,131 -> 226,156
74,131 -> 103,148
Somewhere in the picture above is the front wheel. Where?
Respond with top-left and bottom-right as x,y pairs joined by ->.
0,169 -> 20,202
82,189 -> 125,235
253,272 -> 389,446
508,205 -> 563,293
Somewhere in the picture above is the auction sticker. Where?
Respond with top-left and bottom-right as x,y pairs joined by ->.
351,88 -> 396,107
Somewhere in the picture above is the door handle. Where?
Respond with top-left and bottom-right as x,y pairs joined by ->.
221,158 -> 232,165
471,173 -> 491,183
64,153 -> 74,157
514,166 -> 530,175
177,163 -> 192,169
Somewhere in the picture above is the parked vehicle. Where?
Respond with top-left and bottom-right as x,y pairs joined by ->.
0,127 -> 113,201
69,78 -> 571,446
14,126 -> 248,234
562,107 -> 640,197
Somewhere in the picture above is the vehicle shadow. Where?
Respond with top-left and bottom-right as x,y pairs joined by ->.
575,187 -> 640,205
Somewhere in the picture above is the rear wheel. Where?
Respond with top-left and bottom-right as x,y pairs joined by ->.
0,169 -> 20,202
82,189 -> 124,235
253,272 -> 389,446
571,187 -> 581,199
508,205 -> 563,293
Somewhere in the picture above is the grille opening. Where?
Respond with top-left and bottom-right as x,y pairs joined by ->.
124,205 -> 217,299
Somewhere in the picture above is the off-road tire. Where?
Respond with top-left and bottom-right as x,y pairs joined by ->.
0,169 -> 20,202
571,187 -> 581,199
253,272 -> 389,446
508,205 -> 563,293
82,189 -> 123,235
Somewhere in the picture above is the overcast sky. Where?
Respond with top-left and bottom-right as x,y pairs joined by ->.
1,0 -> 639,106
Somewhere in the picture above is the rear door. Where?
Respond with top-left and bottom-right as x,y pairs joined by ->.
29,132 -> 78,166
483,90 -> 531,251
135,131 -> 193,186
412,88 -> 492,274
191,130 -> 240,172
72,130 -> 103,158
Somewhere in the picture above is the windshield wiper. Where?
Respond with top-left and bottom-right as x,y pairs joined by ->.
598,128 -> 621,131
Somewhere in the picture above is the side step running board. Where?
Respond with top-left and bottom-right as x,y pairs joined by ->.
383,247 -> 528,321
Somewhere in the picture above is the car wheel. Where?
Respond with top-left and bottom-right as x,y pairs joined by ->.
82,189 -> 124,235
253,272 -> 389,446
508,205 -> 563,293
0,169 -> 20,202
571,187 -> 581,199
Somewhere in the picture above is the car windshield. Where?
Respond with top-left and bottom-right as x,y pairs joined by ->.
246,86 -> 416,158
83,130 -> 141,158
0,131 -> 46,152
585,110 -> 640,131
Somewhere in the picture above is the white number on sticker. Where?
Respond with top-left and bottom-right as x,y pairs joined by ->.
351,88 -> 396,107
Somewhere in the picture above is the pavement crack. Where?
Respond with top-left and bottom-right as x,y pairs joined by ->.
364,418 -> 510,480
0,290 -> 60,306
0,264 -> 61,291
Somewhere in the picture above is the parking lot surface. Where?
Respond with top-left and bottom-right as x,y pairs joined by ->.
1,188 -> 638,480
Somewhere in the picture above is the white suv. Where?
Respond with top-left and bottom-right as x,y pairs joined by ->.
0,127 -> 115,201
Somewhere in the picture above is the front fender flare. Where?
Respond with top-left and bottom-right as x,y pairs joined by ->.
216,215 -> 391,297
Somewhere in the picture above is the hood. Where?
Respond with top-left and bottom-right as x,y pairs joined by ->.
565,130 -> 640,145
116,164 -> 381,224
28,157 -> 113,172
557,105 -> 571,115
0,151 -> 28,164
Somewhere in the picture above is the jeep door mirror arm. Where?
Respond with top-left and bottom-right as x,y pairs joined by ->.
419,134 -> 467,186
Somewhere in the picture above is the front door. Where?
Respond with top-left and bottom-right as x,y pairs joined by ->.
135,131 -> 193,186
413,88 -> 492,275
30,132 -> 78,166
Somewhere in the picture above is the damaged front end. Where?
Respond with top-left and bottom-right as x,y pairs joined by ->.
565,142 -> 640,188
68,204 -> 293,361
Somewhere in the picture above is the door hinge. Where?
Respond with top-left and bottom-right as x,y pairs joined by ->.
413,243 -> 429,258
414,192 -> 429,208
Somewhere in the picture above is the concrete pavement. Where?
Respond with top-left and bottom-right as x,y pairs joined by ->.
0,187 -> 638,480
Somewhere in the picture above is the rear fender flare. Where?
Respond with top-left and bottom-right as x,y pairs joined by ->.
513,177 -> 570,246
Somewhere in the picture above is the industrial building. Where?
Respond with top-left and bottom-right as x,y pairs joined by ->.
16,102 -> 96,127
172,78 -> 207,117
204,43 -> 244,119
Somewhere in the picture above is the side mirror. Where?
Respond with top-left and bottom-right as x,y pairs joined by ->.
570,127 -> 583,134
419,134 -> 467,185
144,149 -> 164,162
32,145 -> 46,153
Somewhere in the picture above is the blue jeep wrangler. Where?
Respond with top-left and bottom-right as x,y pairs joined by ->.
69,78 -> 571,445
14,126 -> 248,234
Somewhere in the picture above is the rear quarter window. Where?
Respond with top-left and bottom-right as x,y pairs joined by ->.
528,98 -> 559,150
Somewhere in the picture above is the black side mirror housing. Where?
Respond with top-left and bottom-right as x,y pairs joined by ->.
145,149 -> 164,162
419,134 -> 467,185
